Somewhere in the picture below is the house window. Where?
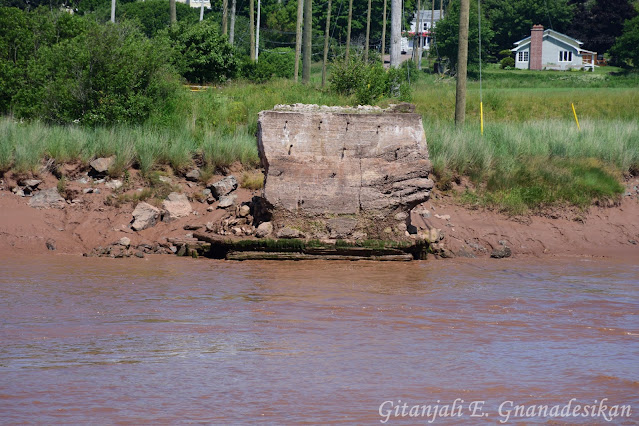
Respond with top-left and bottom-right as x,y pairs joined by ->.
559,51 -> 572,62
518,51 -> 529,62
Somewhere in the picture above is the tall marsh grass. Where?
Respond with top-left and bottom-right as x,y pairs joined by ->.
0,118 -> 258,176
426,120 -> 638,213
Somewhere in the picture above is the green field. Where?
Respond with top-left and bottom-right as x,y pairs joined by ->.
1,66 -> 638,214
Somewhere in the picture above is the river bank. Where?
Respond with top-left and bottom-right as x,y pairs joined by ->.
1,164 -> 638,261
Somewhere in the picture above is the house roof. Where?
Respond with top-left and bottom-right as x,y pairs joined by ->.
512,29 -> 583,48
510,29 -> 597,54
411,10 -> 443,23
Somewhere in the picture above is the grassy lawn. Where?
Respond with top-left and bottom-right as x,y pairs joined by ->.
1,63 -> 637,214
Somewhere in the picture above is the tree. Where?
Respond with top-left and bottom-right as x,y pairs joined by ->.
0,7 -> 87,114
566,0 -> 637,54
482,0 -> 573,55
229,0 -> 236,45
294,0 -> 302,81
167,19 -> 238,84
170,0 -> 176,24
436,0 -> 493,70
345,0 -> 353,62
115,0 -> 200,37
14,21 -> 180,124
301,0 -> 311,82
610,14 -> 639,67
364,0 -> 371,61
322,0 -> 332,86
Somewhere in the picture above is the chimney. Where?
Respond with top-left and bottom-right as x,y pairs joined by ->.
530,25 -> 544,70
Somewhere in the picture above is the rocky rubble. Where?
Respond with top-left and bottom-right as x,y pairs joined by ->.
28,187 -> 66,209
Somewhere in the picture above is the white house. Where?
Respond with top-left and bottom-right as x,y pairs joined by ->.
402,10 -> 443,53
511,25 -> 596,71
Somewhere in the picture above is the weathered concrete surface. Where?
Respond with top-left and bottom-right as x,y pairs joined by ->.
257,104 -> 433,239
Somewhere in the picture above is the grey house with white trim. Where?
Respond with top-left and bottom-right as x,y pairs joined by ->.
511,25 -> 596,71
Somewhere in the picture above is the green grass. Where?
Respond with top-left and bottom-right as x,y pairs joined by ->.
427,120 -> 636,213
0,118 -> 258,176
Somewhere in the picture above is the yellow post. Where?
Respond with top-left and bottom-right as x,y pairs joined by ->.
571,103 -> 580,131
480,101 -> 484,135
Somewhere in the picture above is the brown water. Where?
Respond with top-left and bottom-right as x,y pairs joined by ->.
1,256 -> 638,424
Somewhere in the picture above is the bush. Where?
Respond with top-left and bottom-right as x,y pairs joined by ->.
500,57 -> 515,69
166,19 -> 238,84
0,7 -> 88,115
239,48 -> 295,83
257,48 -> 295,79
330,55 -> 413,104
498,49 -> 513,58
13,21 -> 180,125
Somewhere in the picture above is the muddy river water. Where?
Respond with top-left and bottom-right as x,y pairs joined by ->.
1,256 -> 638,424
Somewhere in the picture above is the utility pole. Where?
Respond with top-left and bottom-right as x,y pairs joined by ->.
170,0 -> 176,24
222,0 -> 228,34
364,0 -> 372,62
111,0 -> 116,22
381,0 -> 387,63
302,0 -> 312,83
256,0 -> 261,60
229,0 -> 236,44
249,0 -> 255,61
322,0 -> 332,86
454,0 -> 469,125
345,0 -> 353,62
414,0 -> 421,68
294,0 -> 303,82
424,0 -> 433,68
389,0 -> 401,67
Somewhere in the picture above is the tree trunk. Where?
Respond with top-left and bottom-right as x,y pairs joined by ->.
110,0 -> 116,22
345,0 -> 353,62
222,0 -> 228,34
229,0 -> 236,45
255,0 -> 261,60
454,0 -> 469,125
200,0 -> 204,21
302,0 -> 312,83
389,0 -> 401,67
381,0 -> 387,63
322,0 -> 332,86
170,0 -> 176,24
294,0 -> 304,82
364,0 -> 372,62
249,0 -> 255,61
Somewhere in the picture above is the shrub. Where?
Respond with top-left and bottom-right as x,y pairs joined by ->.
498,49 -> 513,58
257,48 -> 295,79
166,19 -> 239,84
330,55 -> 413,104
239,57 -> 272,83
500,57 -> 515,69
13,21 -> 180,125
